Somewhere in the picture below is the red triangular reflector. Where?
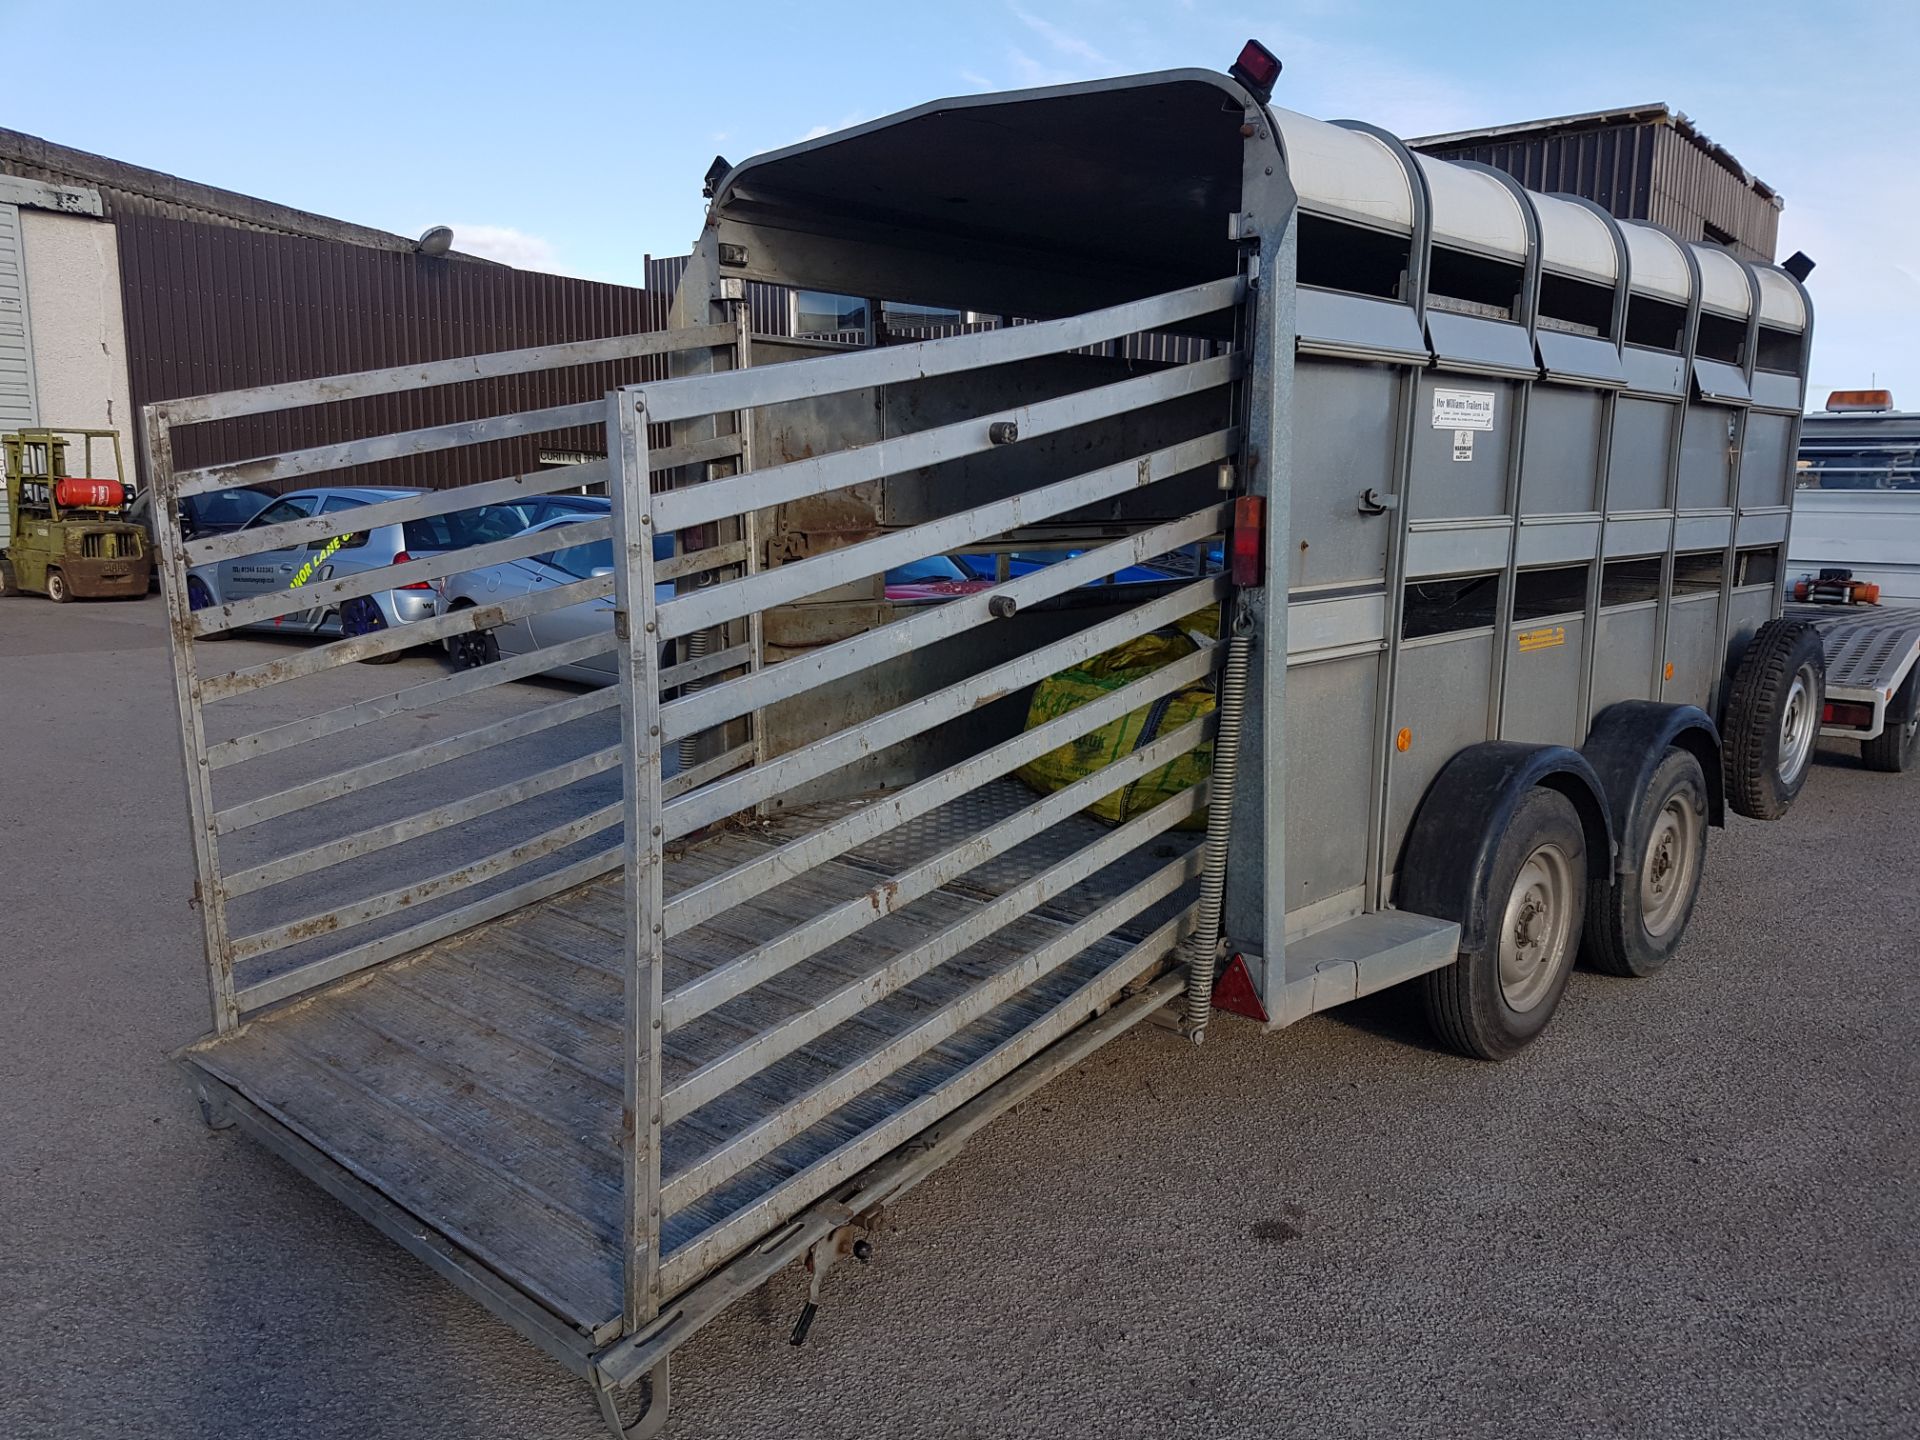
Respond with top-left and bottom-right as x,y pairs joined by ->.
1211,952 -> 1268,1023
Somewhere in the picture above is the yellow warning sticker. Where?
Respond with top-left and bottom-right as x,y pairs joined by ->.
1517,625 -> 1567,653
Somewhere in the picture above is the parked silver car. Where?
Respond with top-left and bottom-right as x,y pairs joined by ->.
185,487 -> 527,657
433,513 -> 674,684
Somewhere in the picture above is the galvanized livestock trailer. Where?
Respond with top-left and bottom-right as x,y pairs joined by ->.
151,53 -> 1832,1436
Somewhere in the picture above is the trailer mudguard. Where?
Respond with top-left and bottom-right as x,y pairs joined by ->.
1583,701 -> 1726,851
1396,742 -> 1614,963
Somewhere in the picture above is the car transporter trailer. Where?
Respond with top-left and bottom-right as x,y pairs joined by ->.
147,50 -> 1910,1437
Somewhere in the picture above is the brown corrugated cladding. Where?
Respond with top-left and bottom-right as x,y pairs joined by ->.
1647,124 -> 1778,261
1420,123 -> 1660,226
1418,119 -> 1778,262
116,212 -> 666,490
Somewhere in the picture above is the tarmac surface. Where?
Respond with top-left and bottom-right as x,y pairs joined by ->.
2,595 -> 1915,1439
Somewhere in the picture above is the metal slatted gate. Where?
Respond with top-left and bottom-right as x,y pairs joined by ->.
605,275 -> 1244,1321
154,276 -> 1245,1409
147,319 -> 753,1030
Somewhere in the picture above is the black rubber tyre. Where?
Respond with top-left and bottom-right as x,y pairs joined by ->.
186,575 -> 230,638
1862,671 -> 1919,774
45,568 -> 70,603
1584,747 -> 1709,978
1422,786 -> 1588,1061
0,556 -> 19,597
450,627 -> 501,670
1722,618 -> 1825,820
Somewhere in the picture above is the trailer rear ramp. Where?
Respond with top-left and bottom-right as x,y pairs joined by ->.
181,783 -> 1199,1346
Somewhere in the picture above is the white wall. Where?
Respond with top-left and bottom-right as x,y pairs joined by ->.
20,209 -> 134,451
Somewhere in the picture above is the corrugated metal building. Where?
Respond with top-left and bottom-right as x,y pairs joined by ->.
0,126 -> 667,521
1410,103 -> 1782,262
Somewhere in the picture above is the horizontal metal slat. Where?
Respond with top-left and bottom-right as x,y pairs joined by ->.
664,740 -> 1210,1115
659,643 -> 751,693
665,576 -> 1224,836
151,322 -> 738,427
208,632 -> 616,771
649,432 -> 744,474
663,713 -> 1214,1031
174,399 -> 607,498
234,844 -> 624,1014
628,275 -> 1243,424
661,743 -> 755,802
182,462 -> 610,567
192,516 -> 611,637
660,840 -> 1202,1212
661,508 -> 1227,744
198,573 -> 612,700
227,804 -> 623,963
655,541 -> 747,585
214,685 -> 620,834
221,745 -> 623,898
654,428 -> 1237,643
650,352 -> 1243,535
664,642 -> 1220,931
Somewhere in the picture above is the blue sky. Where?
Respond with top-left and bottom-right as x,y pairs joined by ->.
5,0 -> 1915,402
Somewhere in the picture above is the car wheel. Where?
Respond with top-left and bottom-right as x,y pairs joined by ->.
451,628 -> 501,670
186,576 -> 230,637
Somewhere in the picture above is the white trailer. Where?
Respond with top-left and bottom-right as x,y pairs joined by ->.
150,50 -> 1837,1434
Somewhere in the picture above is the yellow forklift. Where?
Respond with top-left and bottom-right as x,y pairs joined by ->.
0,427 -> 151,601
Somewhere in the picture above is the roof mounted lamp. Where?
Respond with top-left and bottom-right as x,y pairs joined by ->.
415,226 -> 454,258
1229,39 -> 1282,104
1783,250 -> 1815,282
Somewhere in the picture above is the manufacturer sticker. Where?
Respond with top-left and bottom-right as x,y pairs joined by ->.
1452,429 -> 1474,462
1516,625 -> 1567,653
1431,387 -> 1496,431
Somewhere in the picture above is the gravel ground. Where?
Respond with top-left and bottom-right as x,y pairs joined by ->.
1,596 -> 1914,1439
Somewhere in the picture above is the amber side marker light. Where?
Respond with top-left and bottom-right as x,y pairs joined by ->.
1395,727 -> 1413,753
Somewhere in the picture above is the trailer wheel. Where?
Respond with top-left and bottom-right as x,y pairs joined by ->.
1722,618 -> 1825,819
1584,747 -> 1708,978
1422,786 -> 1587,1060
1862,671 -> 1919,774
45,567 -> 70,603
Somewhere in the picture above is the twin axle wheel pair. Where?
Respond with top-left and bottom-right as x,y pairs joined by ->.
1404,617 -> 1827,1062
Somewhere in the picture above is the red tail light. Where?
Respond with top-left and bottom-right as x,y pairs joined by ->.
1229,495 -> 1265,588
391,550 -> 435,589
1229,39 -> 1282,102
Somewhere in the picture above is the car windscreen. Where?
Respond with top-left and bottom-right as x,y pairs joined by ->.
885,555 -> 971,584
187,487 -> 274,529
404,504 -> 527,551
540,538 -> 615,579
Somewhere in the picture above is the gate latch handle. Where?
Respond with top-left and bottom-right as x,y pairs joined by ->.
1359,488 -> 1399,516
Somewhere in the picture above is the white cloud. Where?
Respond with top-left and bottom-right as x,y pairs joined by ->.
1009,4 -> 1109,67
447,223 -> 566,275
798,112 -> 870,143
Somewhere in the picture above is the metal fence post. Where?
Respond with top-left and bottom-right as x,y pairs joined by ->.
144,407 -> 241,1033
611,385 -> 667,1329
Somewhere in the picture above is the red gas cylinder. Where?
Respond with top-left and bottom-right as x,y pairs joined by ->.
53,477 -> 126,509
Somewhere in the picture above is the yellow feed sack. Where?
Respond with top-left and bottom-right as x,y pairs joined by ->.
1015,612 -> 1218,829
